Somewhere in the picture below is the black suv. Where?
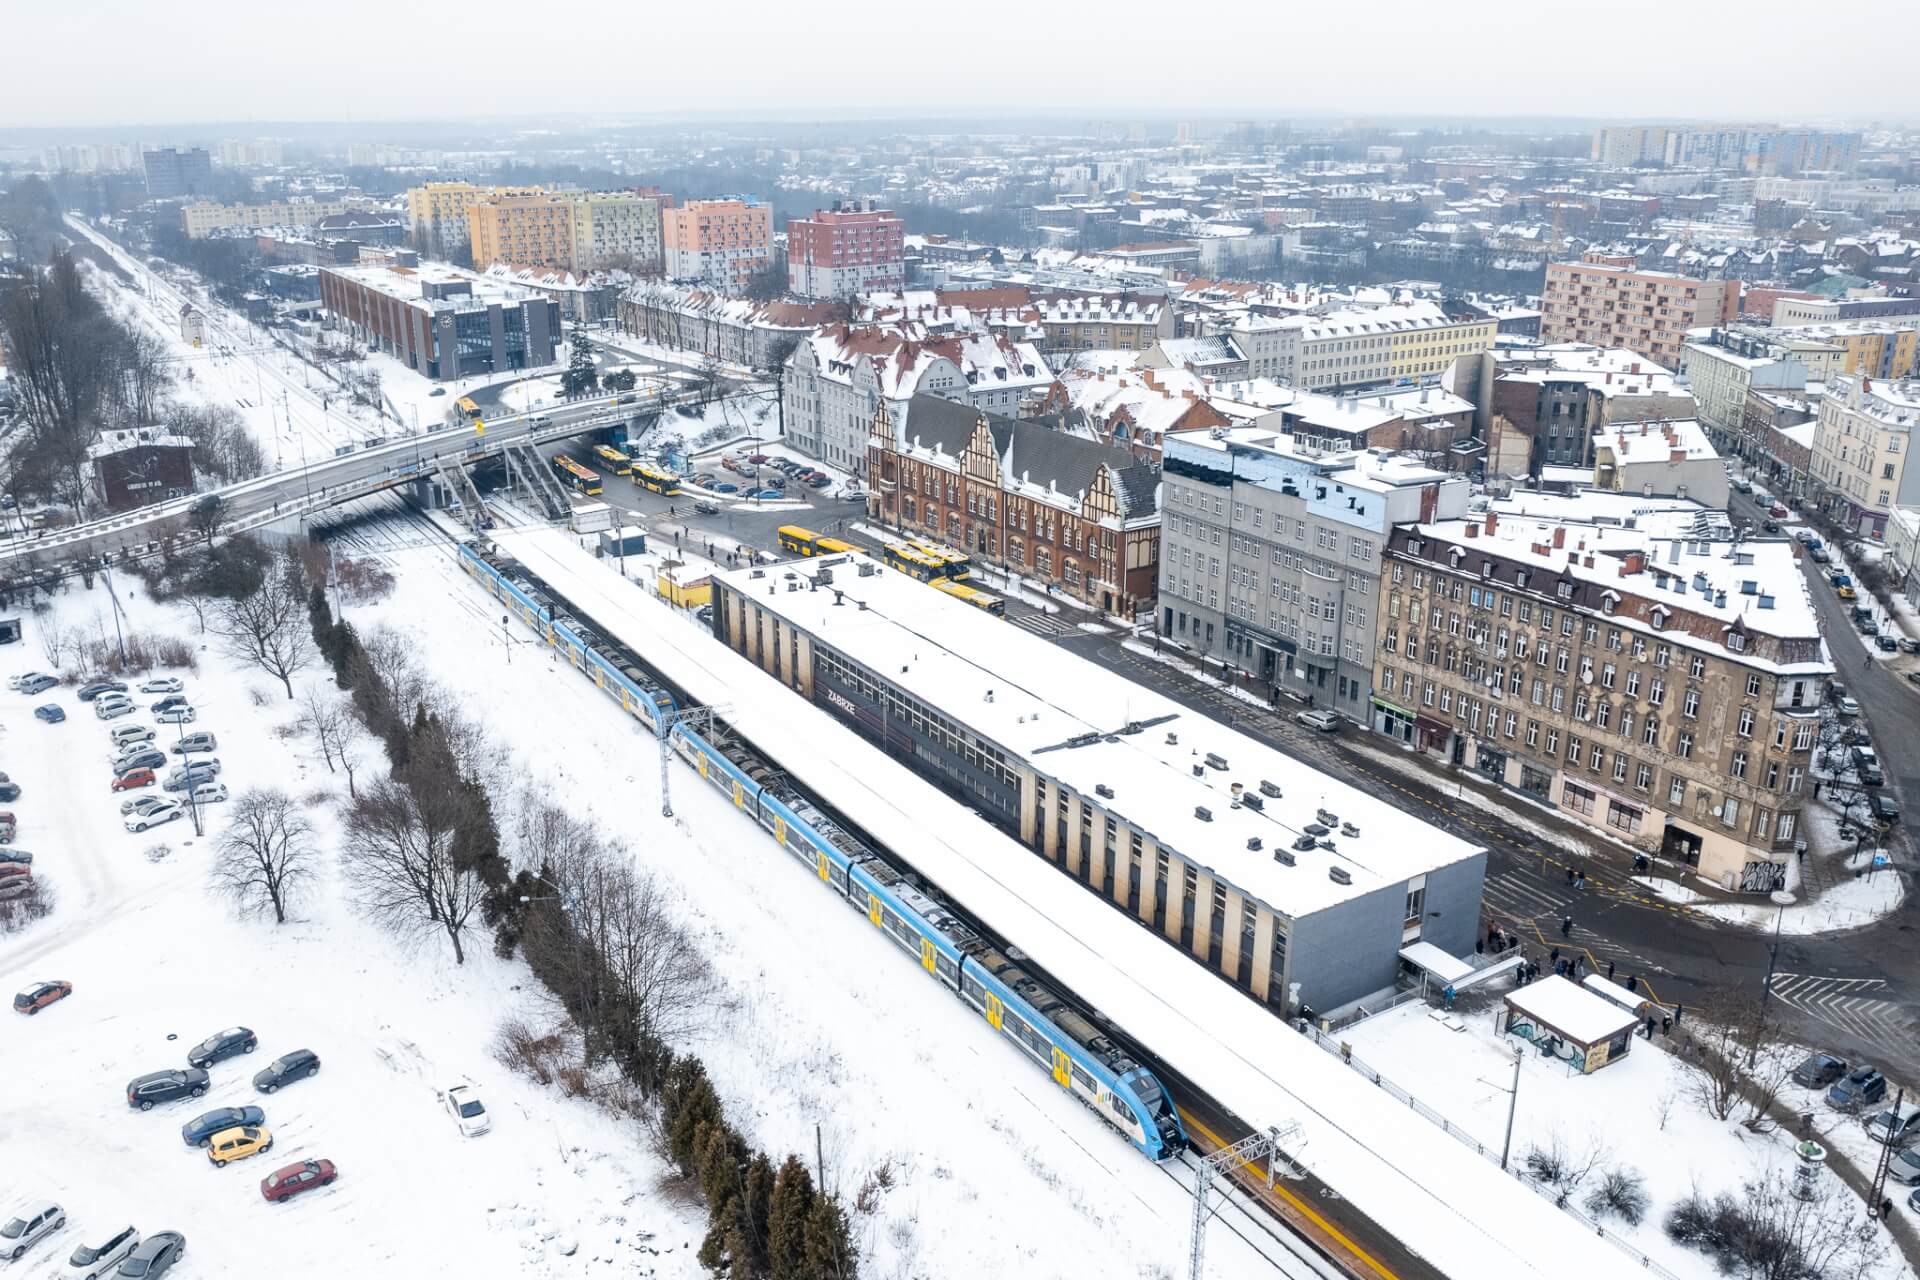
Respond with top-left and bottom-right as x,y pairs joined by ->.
253,1049 -> 320,1093
185,1026 -> 257,1069
126,1068 -> 209,1110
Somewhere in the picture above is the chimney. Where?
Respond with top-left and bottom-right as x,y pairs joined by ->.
1623,550 -> 1646,575
1484,512 -> 1497,535
1466,523 -> 1479,538
1552,527 -> 1566,549
1585,554 -> 1595,568
1630,362 -> 1641,374
1670,448 -> 1687,463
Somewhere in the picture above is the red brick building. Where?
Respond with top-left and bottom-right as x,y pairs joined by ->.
867,393 -> 1161,617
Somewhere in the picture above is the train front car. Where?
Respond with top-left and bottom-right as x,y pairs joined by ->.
1117,1067 -> 1186,1158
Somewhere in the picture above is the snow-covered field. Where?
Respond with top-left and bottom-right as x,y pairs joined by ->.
0,545 -> 1276,1280
1340,1001 -> 1911,1279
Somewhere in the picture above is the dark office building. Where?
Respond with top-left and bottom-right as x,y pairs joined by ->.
143,148 -> 214,199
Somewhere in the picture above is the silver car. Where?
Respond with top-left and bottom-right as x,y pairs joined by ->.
64,1225 -> 138,1279
1,1201 -> 65,1261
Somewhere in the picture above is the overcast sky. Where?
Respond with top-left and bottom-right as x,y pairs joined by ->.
5,0 -> 1916,131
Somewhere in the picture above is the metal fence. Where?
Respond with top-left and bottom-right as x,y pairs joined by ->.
1301,1018 -> 1684,1279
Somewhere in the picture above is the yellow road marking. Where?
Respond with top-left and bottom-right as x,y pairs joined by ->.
1179,1108 -> 1400,1280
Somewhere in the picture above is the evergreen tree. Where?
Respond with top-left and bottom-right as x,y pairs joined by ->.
697,1122 -> 748,1213
766,1156 -> 816,1280
666,1064 -> 723,1177
328,619 -> 358,688
740,1153 -> 775,1275
801,1194 -> 856,1280
561,329 -> 598,398
721,1199 -> 761,1280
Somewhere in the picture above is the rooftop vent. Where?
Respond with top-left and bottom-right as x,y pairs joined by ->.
1328,866 -> 1352,885
1272,849 -> 1296,866
749,568 -> 766,579
1095,783 -> 1115,799
1195,806 -> 1213,823
1241,794 -> 1264,812
1247,837 -> 1263,852
1315,808 -> 1339,826
1205,753 -> 1229,771
1293,835 -> 1317,852
1166,731 -> 1179,745
1192,764 -> 1205,778
1341,822 -> 1360,839
1304,822 -> 1330,837
1258,780 -> 1283,799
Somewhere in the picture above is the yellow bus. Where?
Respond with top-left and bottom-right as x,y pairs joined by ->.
778,526 -> 864,557
931,578 -> 1007,616
633,464 -> 680,496
908,537 -> 972,580
455,396 -> 483,421
551,454 -> 603,496
881,542 -> 956,582
592,444 -> 634,475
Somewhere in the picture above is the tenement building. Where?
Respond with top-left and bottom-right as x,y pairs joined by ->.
707,553 -> 1487,1016
1160,426 -> 1469,718
1375,511 -> 1830,891
866,394 -> 1160,616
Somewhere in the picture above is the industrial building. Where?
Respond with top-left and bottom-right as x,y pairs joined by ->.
708,553 -> 1487,1016
317,261 -> 561,381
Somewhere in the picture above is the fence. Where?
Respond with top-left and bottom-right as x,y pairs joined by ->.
1300,1019 -> 1684,1279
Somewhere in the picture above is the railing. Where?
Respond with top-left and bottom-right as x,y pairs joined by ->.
1300,1017 -> 1684,1279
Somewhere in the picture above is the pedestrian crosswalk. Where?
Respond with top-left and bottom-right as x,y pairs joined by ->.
1480,868 -> 1669,979
1769,973 -> 1920,1057
1009,612 -> 1075,637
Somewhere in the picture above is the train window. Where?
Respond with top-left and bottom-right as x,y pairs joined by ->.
961,973 -> 985,1007
1109,1095 -> 1137,1127
1070,1063 -> 1095,1092
935,954 -> 959,985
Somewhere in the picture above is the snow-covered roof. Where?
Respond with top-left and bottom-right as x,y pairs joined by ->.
1592,418 -> 1717,465
803,323 -> 1050,401
1504,975 -> 1637,1045
721,552 -> 1480,919
87,427 -> 193,459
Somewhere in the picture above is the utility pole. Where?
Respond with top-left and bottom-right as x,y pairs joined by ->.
1499,1046 -> 1523,1170
656,705 -> 723,819
1869,1086 -> 1904,1218
1189,1123 -> 1298,1280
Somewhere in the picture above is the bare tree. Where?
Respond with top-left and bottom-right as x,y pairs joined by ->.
360,624 -> 430,724
210,789 -> 318,924
187,494 -> 226,547
301,683 -> 351,775
1676,986 -> 1793,1130
215,551 -> 311,698
341,777 -> 486,964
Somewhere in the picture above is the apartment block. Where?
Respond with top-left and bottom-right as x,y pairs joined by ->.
1591,127 -> 1671,166
1159,426 -> 1469,718
1281,302 -> 1497,392
570,192 -> 662,273
662,197 -> 774,292
1678,328 -> 1836,445
1483,345 -> 1695,475
1540,255 -> 1738,369
787,200 -> 905,298
142,147 -> 213,199
179,197 -> 372,239
1810,375 -> 1920,537
469,195 -> 576,272
1034,295 -> 1173,354
1375,510 -> 1828,892
404,181 -> 544,260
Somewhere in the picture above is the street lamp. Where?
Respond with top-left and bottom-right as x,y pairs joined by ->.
1753,887 -> 1798,1064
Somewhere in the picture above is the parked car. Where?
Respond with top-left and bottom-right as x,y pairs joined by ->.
1790,1052 -> 1847,1089
127,1068 -> 209,1110
1890,1146 -> 1920,1185
1829,1064 -> 1888,1111
693,500 -> 720,516
137,677 -> 183,695
14,980 -> 71,1015
1809,547 -> 1831,564
95,699 -> 135,721
149,695 -> 188,715
1868,791 -> 1901,825
1829,572 -> 1852,588
77,681 -> 128,702
114,1231 -> 184,1277
17,674 -> 57,695
1294,708 -> 1341,732
109,724 -> 155,749
1865,1102 -> 1920,1146
34,704 -> 65,723
189,782 -> 229,806
168,732 -> 216,755
712,482 -> 739,494
752,489 -> 783,500
1903,638 -> 1920,655
206,1124 -> 272,1166
186,1026 -> 258,1069
181,1105 -> 266,1148
154,706 -> 196,725
1854,748 -> 1884,787
806,474 -> 832,488
1878,633 -> 1901,651
1837,585 -> 1858,600
162,763 -> 220,792
253,1049 -> 320,1093
445,1084 -> 491,1136
0,812 -> 14,843
114,748 -> 168,774
121,796 -> 173,820
65,1225 -> 139,1280
748,454 -> 769,464
8,672 -> 53,691
1907,671 -> 1920,689
1837,696 -> 1862,717
0,779 -> 19,802
112,768 -> 157,794
1,1202 -> 65,1261
124,801 -> 182,833
0,854 -> 30,878
260,1158 -> 337,1204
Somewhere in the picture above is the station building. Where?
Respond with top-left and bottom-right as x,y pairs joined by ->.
708,554 -> 1487,1016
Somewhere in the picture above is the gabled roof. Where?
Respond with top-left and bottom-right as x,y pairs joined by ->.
897,393 -> 1158,521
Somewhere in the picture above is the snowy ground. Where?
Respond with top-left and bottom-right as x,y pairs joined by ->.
1340,1000 -> 1910,1279
0,590 -> 710,1279
1,544 -> 1278,1280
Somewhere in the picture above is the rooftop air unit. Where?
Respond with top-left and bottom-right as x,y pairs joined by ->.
1205,753 -> 1229,771
1328,867 -> 1352,885
1258,780 -> 1283,799
1195,806 -> 1213,822
1095,784 -> 1115,799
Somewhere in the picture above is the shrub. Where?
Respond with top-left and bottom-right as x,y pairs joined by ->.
1585,1167 -> 1650,1226
491,1015 -> 566,1086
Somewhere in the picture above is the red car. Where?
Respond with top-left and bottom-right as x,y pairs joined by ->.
111,768 -> 156,792
748,454 -> 769,464
261,1157 -> 337,1203
14,980 -> 71,1014
0,811 -> 14,843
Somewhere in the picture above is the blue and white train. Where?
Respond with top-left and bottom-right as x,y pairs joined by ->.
458,541 -> 1186,1161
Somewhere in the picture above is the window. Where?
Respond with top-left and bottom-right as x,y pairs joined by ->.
1689,655 -> 1706,678
1683,689 -> 1700,719
1677,732 -> 1694,759
1649,678 -> 1665,706
1737,708 -> 1755,738
1625,670 -> 1640,698
1745,674 -> 1762,698
1525,720 -> 1539,748
1730,751 -> 1749,780
1562,780 -> 1597,816
1545,728 -> 1559,755
1721,797 -> 1740,828
1635,763 -> 1653,790
1793,722 -> 1814,751
1669,776 -> 1686,806
1605,801 -> 1642,835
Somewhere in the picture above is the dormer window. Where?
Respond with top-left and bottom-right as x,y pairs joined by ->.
1727,632 -> 1747,653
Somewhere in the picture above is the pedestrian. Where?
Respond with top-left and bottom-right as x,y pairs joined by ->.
1443,984 -> 1456,1009
1626,974 -> 1639,993
1607,959 -> 1616,981
1644,1016 -> 1656,1040
1814,779 -> 1824,798
1662,1015 -> 1672,1037
1673,1003 -> 1683,1024
1576,870 -> 1587,890
1560,914 -> 1573,938
1549,946 -> 1560,965
1566,867 -> 1576,887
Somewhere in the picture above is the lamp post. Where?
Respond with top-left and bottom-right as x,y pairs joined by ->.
1752,887 -> 1797,1066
